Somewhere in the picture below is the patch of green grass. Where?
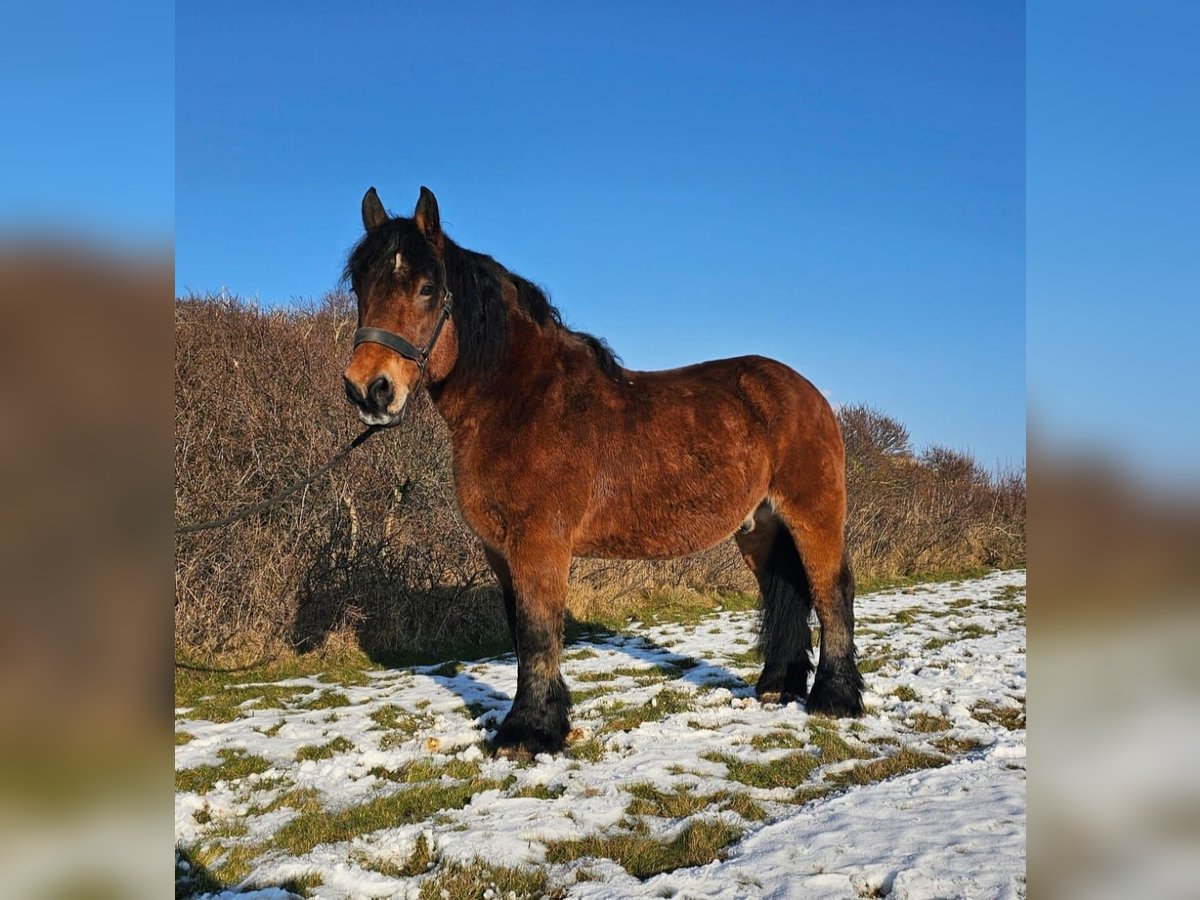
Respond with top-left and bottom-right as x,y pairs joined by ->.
571,739 -> 607,762
808,723 -> 875,763
298,689 -> 352,710
417,860 -> 551,900
180,860 -> 324,900
176,848 -> 223,897
510,782 -> 567,800
369,704 -> 434,749
971,699 -> 1025,730
369,757 -> 482,784
923,636 -> 951,651
355,832 -> 438,878
175,730 -> 194,746
177,683 -> 311,724
569,588 -> 759,635
183,838 -> 261,887
791,784 -> 833,805
992,584 -> 1024,603
177,645 -> 539,727
570,686 -> 608,703
855,567 -> 991,597
175,749 -> 271,794
932,735 -> 988,754
704,750 -> 818,789
892,685 -> 920,702
625,783 -> 766,822
856,643 -> 896,674
906,712 -> 953,733
595,688 -> 693,733
750,730 -> 804,752
428,661 -> 463,678
826,747 -> 949,787
575,670 -> 617,683
565,648 -> 599,661
295,735 -> 354,762
369,704 -> 407,729
726,647 -> 761,666
694,676 -> 749,694
952,623 -> 995,640
545,819 -> 743,880
247,786 -> 322,817
633,664 -> 684,683
641,588 -> 760,624
200,817 -> 249,840
271,775 -> 508,857
275,872 -> 323,896
704,726 -> 870,790
577,664 -> 683,685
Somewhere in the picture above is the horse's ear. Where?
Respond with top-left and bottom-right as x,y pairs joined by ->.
361,187 -> 388,231
414,186 -> 444,254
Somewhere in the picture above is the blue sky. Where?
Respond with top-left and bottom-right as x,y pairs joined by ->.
177,2 -> 1024,469
1028,1 -> 1199,482
0,1 -> 173,242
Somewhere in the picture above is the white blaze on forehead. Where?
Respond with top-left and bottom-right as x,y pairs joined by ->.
393,252 -> 403,273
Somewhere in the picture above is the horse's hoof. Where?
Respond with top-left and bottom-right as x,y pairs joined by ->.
805,680 -> 864,718
493,744 -> 534,763
491,720 -> 568,759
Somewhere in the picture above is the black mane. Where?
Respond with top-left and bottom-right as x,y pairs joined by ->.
344,218 -> 623,381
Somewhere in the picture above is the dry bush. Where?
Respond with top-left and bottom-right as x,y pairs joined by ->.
175,292 -> 497,663
175,297 -> 1024,663
839,404 -> 1026,579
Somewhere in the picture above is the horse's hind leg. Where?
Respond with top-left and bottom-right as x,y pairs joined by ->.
735,502 -> 813,702
771,498 -> 864,717
490,541 -> 572,758
484,548 -> 520,658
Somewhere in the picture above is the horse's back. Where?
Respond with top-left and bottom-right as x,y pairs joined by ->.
569,354 -> 840,559
622,353 -> 835,439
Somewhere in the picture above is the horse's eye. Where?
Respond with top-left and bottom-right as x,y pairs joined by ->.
419,283 -> 435,297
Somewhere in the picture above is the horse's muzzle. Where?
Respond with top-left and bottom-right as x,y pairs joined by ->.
344,374 -> 405,426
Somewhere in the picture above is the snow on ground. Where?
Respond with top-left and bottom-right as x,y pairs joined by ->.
176,570 -> 1025,899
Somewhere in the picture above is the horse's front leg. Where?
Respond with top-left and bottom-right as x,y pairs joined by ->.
491,541 -> 571,758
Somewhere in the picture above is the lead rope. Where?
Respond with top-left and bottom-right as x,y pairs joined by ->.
174,425 -> 382,534
179,288 -> 450,535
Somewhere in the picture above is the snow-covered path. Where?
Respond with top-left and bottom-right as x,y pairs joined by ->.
176,570 -> 1025,899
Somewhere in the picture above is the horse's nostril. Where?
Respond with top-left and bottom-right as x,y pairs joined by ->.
367,375 -> 394,412
344,376 -> 366,408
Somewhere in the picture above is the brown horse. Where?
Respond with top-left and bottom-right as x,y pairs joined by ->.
343,186 -> 863,757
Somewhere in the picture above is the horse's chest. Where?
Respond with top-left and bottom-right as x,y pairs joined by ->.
450,447 -> 586,549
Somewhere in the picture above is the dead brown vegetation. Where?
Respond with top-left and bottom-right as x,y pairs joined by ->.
175,295 -> 1024,663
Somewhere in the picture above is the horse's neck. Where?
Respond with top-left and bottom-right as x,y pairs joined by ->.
428,311 -> 560,440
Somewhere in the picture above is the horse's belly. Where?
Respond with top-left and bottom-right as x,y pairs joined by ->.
573,478 -> 764,560
573,522 -> 738,560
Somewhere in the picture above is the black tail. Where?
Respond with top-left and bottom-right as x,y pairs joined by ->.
755,526 -> 815,699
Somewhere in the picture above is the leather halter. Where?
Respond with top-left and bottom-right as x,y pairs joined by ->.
352,290 -> 453,381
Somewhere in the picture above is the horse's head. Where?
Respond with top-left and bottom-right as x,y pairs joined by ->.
343,186 -> 458,426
